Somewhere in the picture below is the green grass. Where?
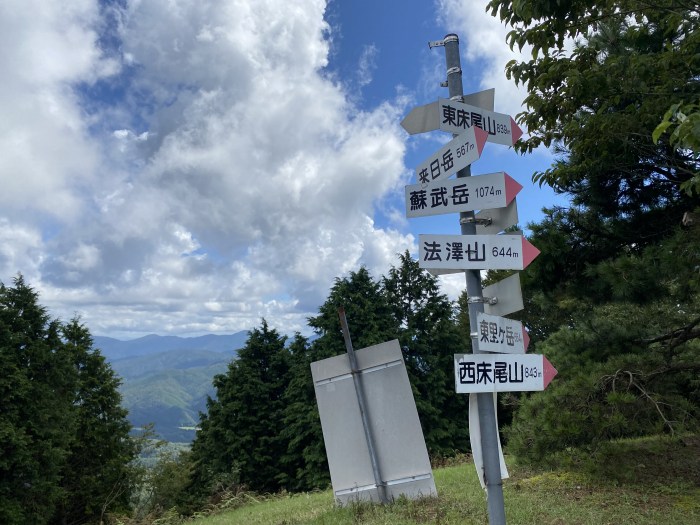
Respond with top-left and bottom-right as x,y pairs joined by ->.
176,435 -> 700,525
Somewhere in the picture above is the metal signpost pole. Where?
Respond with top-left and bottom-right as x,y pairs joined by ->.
337,307 -> 388,504
438,33 -> 507,524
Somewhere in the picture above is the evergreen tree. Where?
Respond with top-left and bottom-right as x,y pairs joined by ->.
382,251 -> 470,456
53,318 -> 137,525
0,277 -> 137,525
0,276 -> 74,524
189,321 -> 292,495
277,334 -> 328,491
309,267 -> 398,353
482,0 -> 700,459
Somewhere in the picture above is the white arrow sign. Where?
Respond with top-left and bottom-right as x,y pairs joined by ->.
475,200 -> 519,235
438,98 -> 523,147
454,354 -> 557,393
482,273 -> 524,317
476,312 -> 529,354
401,89 -> 495,135
414,126 -> 488,187
405,172 -> 522,218
419,234 -> 540,271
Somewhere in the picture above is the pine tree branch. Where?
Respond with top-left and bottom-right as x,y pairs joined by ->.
640,316 -> 700,347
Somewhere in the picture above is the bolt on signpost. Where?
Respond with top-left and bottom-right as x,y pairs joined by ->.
401,34 -> 555,525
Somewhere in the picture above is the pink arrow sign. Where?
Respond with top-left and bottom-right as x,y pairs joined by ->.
419,234 -> 540,271
503,171 -> 522,205
405,171 -> 523,218
414,126 -> 489,187
438,98 -> 523,147
454,354 -> 557,393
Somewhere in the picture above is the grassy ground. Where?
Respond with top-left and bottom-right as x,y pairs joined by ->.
182,435 -> 700,525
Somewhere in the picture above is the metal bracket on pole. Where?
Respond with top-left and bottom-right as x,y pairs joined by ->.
467,296 -> 498,306
428,39 -> 445,48
461,216 -> 493,227
338,307 -> 388,504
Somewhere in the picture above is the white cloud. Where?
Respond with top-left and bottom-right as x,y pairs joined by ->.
0,0 -> 416,338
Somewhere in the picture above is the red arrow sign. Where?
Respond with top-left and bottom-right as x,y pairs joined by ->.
454,354 -> 557,393
414,126 -> 489,187
419,234 -> 540,271
438,98 -> 523,147
405,171 -> 522,218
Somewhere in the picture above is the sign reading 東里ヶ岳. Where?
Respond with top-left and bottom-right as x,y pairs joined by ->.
476,312 -> 529,354
454,354 -> 557,394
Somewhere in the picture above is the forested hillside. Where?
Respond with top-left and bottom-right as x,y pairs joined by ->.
97,334 -> 247,443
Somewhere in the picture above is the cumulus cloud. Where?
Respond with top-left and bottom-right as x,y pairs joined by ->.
0,0 -> 416,338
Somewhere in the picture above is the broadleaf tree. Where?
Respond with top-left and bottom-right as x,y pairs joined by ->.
484,0 -> 700,459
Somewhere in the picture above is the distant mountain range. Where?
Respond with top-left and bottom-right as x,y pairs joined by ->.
95,332 -> 249,443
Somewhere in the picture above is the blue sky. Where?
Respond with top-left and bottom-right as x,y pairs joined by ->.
0,0 -> 568,339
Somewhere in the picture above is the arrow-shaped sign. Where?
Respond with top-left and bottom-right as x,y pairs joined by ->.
475,200 -> 519,235
482,273 -> 524,317
419,234 -> 540,271
405,172 -> 522,218
401,89 -> 495,135
454,354 -> 557,393
414,126 -> 489,187
438,98 -> 523,146
476,312 -> 529,354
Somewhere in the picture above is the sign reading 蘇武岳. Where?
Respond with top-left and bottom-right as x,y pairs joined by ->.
404,171 -> 522,218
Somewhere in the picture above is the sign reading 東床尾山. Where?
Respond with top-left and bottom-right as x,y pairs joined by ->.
438,98 -> 523,147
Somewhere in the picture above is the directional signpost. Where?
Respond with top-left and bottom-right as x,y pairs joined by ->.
476,312 -> 529,354
405,171 -> 522,218
414,126 -> 488,187
454,354 -> 558,394
482,273 -> 524,317
419,234 -> 540,271
400,33 -> 555,525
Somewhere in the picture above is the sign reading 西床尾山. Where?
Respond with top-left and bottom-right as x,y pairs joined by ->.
454,354 -> 557,394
